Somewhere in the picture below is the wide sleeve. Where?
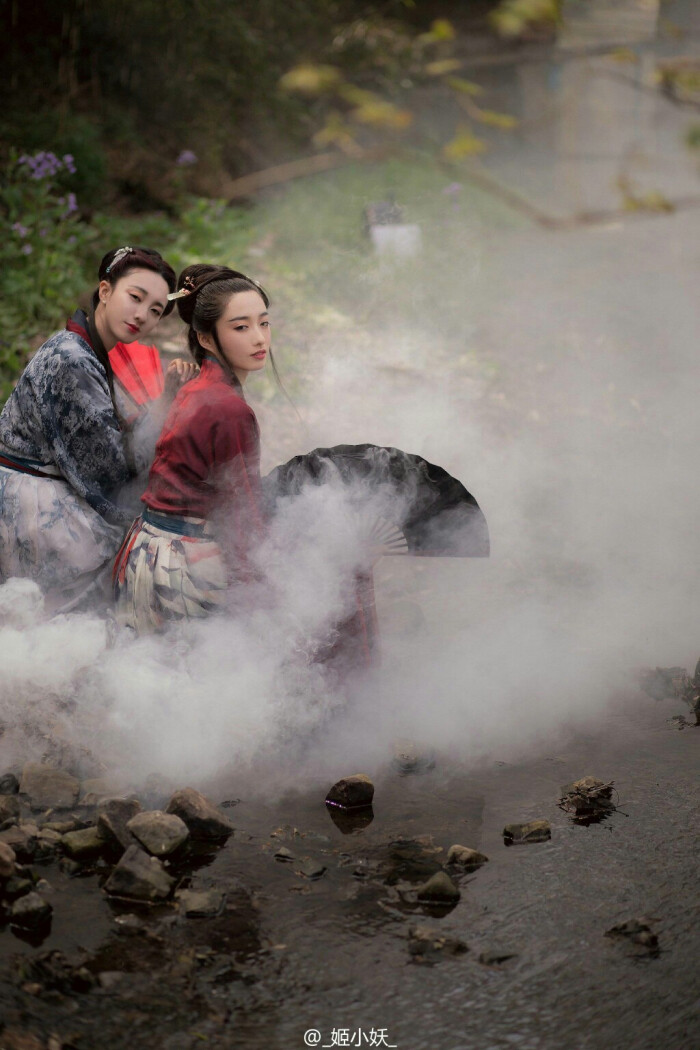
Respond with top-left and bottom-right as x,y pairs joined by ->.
33,342 -> 132,523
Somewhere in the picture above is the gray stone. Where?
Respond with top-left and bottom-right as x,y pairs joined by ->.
20,764 -> 80,810
80,778 -> 115,803
274,846 -> 294,862
0,824 -> 38,861
9,891 -> 52,929
37,828 -> 63,845
61,825 -> 107,859
503,819 -> 551,844
416,871 -> 461,902
605,918 -> 659,952
176,889 -> 225,918
0,840 -> 16,878
0,773 -> 19,794
446,844 -> 489,869
325,774 -> 374,809
40,819 -> 82,834
103,844 -> 175,901
165,787 -> 234,841
4,875 -> 33,900
97,797 -> 142,852
296,859 -> 327,880
0,795 -> 20,824
126,810 -> 189,856
559,777 -> 615,818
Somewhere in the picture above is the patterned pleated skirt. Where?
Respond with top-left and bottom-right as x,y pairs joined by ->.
112,512 -> 228,633
0,465 -> 124,614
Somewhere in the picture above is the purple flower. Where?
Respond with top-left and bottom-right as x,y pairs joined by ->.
19,150 -> 63,181
63,153 -> 77,174
21,244 -> 33,255
67,236 -> 77,245
176,149 -> 198,167
443,182 -> 463,196
65,192 -> 78,214
12,222 -> 29,238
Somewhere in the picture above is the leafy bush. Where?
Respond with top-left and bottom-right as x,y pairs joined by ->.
0,150 -> 93,401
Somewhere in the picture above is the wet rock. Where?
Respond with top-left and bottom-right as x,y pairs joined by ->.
325,774 -> 374,809
0,793 -> 20,825
37,828 -> 63,846
326,804 -> 374,834
274,846 -> 294,862
18,949 -> 96,994
296,859 -> 327,880
4,875 -> 33,901
126,810 -> 190,856
391,739 -> 436,776
446,844 -> 489,869
80,778 -> 116,804
59,858 -> 82,876
0,840 -> 17,878
478,949 -> 518,967
41,818 -> 82,834
559,777 -> 615,821
407,924 -> 468,963
97,797 -> 142,852
20,764 -> 80,810
103,844 -> 175,901
9,891 -> 52,929
605,917 -> 659,953
379,836 -> 443,885
61,825 -> 108,859
503,819 -> 551,845
166,787 -> 234,841
416,871 -> 461,902
177,889 -> 225,918
0,772 -> 20,794
0,824 -> 38,861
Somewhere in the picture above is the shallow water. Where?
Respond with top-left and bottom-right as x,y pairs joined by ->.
1,689 -> 697,1049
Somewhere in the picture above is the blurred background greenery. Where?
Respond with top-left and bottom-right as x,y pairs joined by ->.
1,0 -> 559,402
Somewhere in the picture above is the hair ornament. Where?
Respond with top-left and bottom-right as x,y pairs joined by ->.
167,274 -> 198,301
105,246 -> 134,274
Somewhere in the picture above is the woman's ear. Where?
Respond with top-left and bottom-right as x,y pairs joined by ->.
197,331 -> 215,353
97,279 -> 112,306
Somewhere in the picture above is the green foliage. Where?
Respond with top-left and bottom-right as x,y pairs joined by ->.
0,150 -> 93,402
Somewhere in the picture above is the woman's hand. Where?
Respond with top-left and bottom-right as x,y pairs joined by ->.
164,358 -> 199,399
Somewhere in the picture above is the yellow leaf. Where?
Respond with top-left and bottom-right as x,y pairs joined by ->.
417,18 -> 456,44
279,64 -> 342,95
446,77 -> 484,97
430,18 -> 456,41
606,47 -> 639,64
474,108 -> 518,129
351,100 -> 413,129
442,128 -> 487,160
424,59 -> 463,77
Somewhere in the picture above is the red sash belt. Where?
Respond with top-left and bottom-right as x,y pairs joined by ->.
0,454 -> 60,479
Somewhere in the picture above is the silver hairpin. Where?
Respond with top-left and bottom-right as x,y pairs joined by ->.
105,246 -> 134,274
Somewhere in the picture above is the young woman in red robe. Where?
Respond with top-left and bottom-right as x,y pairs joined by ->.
113,265 -> 268,632
113,262 -> 376,674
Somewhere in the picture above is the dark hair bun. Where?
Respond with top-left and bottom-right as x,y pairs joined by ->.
175,264 -> 223,324
96,245 -> 177,314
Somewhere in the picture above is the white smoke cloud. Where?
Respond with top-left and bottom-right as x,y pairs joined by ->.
1,201 -> 698,793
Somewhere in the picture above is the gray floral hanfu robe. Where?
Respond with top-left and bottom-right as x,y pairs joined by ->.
0,327 -> 134,613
